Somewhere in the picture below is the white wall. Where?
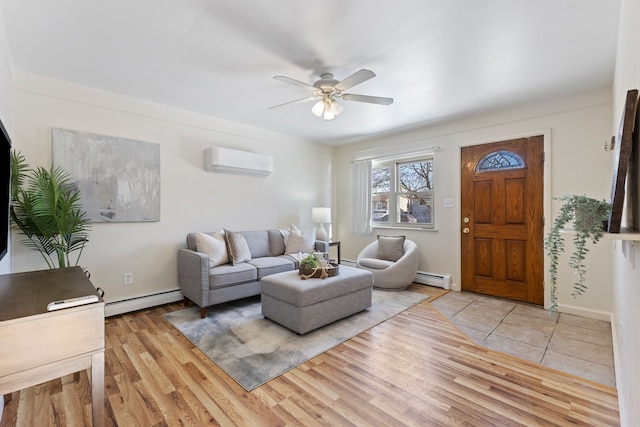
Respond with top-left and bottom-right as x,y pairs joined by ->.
611,0 -> 640,425
0,6 -> 13,418
0,6 -> 13,275
10,70 -> 333,303
336,88 -> 614,316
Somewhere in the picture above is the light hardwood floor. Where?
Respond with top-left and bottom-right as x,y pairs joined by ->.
1,285 -> 620,426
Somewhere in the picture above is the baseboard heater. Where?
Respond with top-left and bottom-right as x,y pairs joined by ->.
105,289 -> 183,317
341,259 -> 451,290
414,271 -> 451,289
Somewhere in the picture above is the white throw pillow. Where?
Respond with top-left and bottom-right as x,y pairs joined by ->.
195,231 -> 229,267
285,225 -> 316,254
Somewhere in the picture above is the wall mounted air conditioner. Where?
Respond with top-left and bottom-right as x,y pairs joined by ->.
204,147 -> 273,176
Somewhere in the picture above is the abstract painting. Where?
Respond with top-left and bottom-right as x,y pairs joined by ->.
52,128 -> 160,222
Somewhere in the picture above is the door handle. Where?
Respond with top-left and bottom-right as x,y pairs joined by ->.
463,217 -> 470,223
462,227 -> 470,234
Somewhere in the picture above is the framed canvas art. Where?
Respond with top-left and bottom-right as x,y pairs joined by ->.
52,128 -> 161,223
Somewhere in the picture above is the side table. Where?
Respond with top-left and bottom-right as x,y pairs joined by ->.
0,267 -> 105,427
328,240 -> 341,264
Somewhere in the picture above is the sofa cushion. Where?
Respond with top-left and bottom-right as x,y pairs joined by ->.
240,230 -> 270,258
209,263 -> 257,288
224,229 -> 252,265
278,254 -> 301,268
247,257 -> 295,279
376,235 -> 405,262
268,230 -> 286,256
358,257 -> 394,270
195,231 -> 229,267
186,232 -> 199,251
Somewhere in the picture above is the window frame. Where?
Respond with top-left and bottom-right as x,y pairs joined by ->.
371,154 -> 435,229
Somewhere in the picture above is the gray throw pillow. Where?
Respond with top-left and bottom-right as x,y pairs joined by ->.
376,235 -> 405,262
224,229 -> 252,265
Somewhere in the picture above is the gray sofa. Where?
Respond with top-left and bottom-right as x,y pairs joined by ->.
178,230 -> 328,318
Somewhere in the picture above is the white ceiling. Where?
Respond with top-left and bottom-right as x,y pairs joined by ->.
0,0 -> 622,146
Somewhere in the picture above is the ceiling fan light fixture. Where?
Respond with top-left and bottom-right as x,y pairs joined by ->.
330,100 -> 343,116
323,109 -> 335,121
272,69 -> 393,119
311,100 -> 325,117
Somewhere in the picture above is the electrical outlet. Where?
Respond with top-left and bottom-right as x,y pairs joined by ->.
124,272 -> 133,285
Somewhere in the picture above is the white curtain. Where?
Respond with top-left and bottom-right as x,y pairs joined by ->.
350,160 -> 372,234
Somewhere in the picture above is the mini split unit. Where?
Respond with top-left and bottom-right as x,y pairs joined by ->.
204,147 -> 273,176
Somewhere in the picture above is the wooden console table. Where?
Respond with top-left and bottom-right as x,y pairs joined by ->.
0,267 -> 104,427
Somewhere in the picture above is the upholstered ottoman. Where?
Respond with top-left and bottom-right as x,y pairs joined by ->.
260,265 -> 374,334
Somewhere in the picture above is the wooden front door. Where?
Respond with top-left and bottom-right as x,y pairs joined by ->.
460,136 -> 544,305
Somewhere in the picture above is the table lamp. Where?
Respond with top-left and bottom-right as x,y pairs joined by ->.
312,207 -> 331,241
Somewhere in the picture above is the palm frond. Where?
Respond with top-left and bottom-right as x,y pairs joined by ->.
9,150 -> 91,268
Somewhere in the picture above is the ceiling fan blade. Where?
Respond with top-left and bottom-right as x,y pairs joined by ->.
334,69 -> 376,91
341,93 -> 394,105
269,97 -> 319,110
273,76 -> 317,91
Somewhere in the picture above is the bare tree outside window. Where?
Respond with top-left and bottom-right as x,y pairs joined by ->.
371,166 -> 390,222
371,157 -> 434,227
372,167 -> 390,193
398,159 -> 433,225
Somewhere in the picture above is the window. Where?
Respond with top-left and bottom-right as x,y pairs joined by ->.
371,156 -> 434,228
476,150 -> 524,171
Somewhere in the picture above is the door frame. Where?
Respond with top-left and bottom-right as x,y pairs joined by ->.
455,130 -> 552,308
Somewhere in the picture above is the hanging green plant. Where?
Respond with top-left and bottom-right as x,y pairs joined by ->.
544,195 -> 611,314
10,150 -> 91,269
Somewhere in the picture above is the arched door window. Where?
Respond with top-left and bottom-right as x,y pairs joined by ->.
476,150 -> 524,171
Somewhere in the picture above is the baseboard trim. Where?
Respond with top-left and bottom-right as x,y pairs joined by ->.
105,289 -> 183,317
609,312 -> 622,397
556,303 -> 612,322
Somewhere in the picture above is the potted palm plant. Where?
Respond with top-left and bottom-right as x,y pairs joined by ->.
544,194 -> 611,313
10,150 -> 90,269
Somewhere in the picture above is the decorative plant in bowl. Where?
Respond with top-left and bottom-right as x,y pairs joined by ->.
10,150 -> 91,269
299,254 -> 319,270
544,194 -> 611,313
298,253 -> 339,279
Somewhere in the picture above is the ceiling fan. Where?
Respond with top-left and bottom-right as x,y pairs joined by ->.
270,69 -> 393,121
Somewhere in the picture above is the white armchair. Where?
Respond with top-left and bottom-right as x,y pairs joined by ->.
356,237 -> 419,290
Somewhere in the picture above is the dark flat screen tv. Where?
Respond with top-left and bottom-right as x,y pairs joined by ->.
0,118 -> 11,261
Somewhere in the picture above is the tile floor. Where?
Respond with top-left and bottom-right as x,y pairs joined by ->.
430,291 -> 616,387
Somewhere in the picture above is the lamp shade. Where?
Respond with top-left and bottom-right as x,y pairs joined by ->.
312,207 -> 331,224
331,100 -> 343,116
323,108 -> 336,121
311,100 -> 325,117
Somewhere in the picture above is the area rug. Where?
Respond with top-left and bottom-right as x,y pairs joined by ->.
163,289 -> 428,391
